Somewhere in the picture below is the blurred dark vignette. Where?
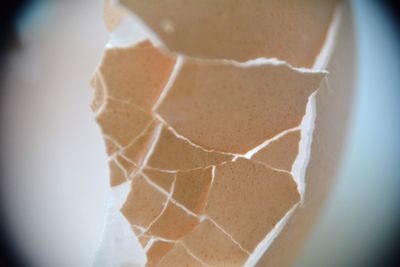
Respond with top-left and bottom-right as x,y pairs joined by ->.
349,2 -> 400,267
0,1 -> 34,267
0,1 -> 400,267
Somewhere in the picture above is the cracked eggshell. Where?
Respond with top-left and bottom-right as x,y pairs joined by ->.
92,1 -> 354,267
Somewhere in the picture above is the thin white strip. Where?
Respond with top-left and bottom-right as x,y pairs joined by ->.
152,56 -> 184,112
136,123 -> 163,174
143,235 -> 177,244
210,57 -> 328,74
144,237 -> 155,252
209,166 -> 216,190
254,161 -> 292,175
313,3 -> 343,69
291,90 -> 318,199
143,166 -> 177,174
242,127 -> 300,159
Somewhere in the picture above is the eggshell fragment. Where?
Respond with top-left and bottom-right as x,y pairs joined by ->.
252,130 -> 301,172
96,98 -> 152,147
99,40 -> 176,113
90,73 -> 105,112
156,60 -> 324,154
120,0 -> 338,67
121,175 -> 167,229
92,0 -> 350,265
103,137 -> 120,156
138,235 -> 150,248
117,154 -> 137,173
131,225 -> 143,236
122,121 -> 156,165
172,167 -> 212,214
146,126 -> 232,171
146,241 -> 175,267
205,158 -> 300,252
108,159 -> 127,187
147,201 -> 199,240
183,219 -> 248,267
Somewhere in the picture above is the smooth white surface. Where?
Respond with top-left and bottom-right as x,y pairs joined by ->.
93,202 -> 144,267
1,2 -> 109,267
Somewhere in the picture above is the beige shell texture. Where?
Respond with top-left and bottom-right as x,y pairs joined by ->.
92,0 -> 354,266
